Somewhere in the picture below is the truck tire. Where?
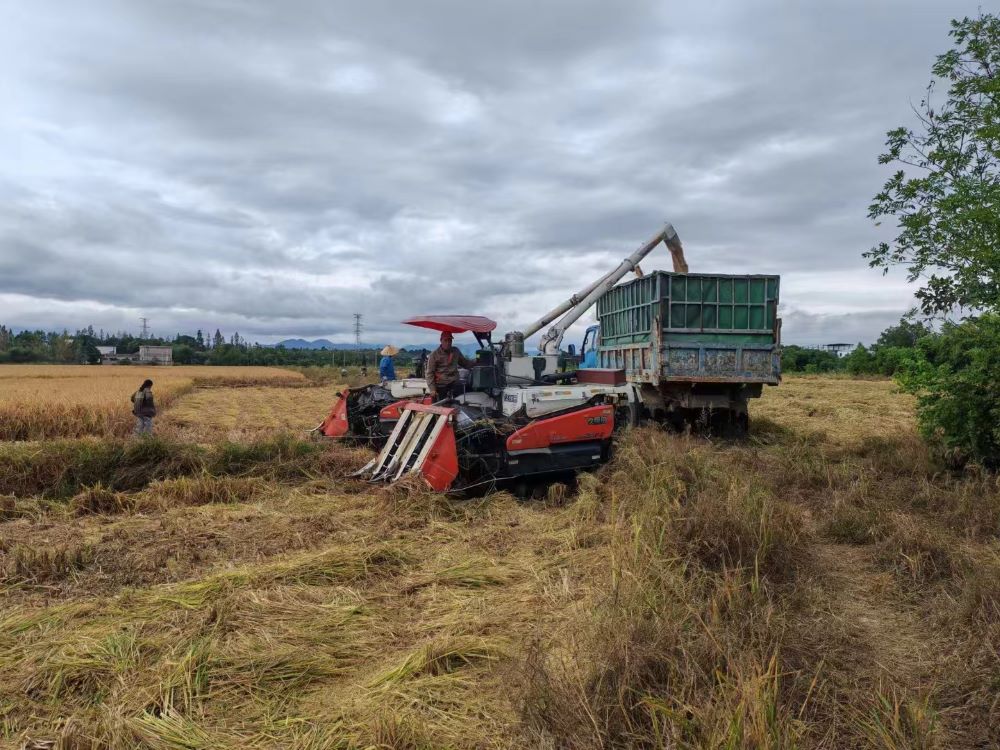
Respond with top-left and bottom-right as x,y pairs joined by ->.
685,407 -> 748,438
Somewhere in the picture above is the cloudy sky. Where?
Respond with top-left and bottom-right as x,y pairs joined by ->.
0,1 -> 982,347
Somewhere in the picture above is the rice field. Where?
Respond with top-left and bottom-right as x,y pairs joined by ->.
0,366 -> 308,441
1,369 -> 998,748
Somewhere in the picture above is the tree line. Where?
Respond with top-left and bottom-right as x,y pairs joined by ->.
0,325 -> 411,368
781,319 -> 933,376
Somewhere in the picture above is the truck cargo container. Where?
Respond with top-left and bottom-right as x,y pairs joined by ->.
596,271 -> 781,431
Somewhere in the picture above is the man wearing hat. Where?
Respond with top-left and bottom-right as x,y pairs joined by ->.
425,331 -> 473,401
379,345 -> 399,384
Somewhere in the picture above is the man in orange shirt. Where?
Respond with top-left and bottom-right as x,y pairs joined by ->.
425,332 -> 473,400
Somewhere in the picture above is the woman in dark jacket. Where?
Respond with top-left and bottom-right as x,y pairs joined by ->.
131,379 -> 156,435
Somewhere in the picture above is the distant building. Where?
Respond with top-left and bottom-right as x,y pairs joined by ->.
99,345 -> 174,365
100,347 -> 134,365
821,343 -> 854,358
139,345 -> 173,365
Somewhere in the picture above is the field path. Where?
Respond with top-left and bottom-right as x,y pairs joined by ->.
810,542 -> 952,744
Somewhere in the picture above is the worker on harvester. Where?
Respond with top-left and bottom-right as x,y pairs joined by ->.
425,331 -> 473,400
379,345 -> 399,384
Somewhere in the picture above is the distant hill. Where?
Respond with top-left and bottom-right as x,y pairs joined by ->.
271,339 -> 376,350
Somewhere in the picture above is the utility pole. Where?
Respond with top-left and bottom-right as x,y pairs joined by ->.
353,313 -> 363,347
139,317 -> 150,338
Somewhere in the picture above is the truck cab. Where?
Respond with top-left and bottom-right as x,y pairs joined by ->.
580,325 -> 600,369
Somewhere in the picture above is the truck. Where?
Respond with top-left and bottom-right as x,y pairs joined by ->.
595,271 -> 781,432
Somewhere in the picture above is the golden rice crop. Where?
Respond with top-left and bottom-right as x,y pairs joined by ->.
0,366 -> 306,440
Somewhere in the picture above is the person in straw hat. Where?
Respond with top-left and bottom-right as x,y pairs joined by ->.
379,345 -> 399,384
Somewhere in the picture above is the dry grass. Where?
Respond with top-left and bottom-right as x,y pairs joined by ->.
0,365 -> 307,440
1,374 -> 998,748
0,434 -> 368,498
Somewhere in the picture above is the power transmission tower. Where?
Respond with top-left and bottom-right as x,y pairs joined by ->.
139,317 -> 150,338
353,313 -> 363,346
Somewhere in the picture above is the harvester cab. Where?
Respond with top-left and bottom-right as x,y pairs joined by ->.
401,315 -> 503,397
313,316 -> 500,444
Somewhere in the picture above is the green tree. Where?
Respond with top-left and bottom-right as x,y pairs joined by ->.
898,315 -> 1000,468
843,343 -> 877,375
172,344 -> 195,365
866,14 -> 1000,315
780,345 -> 843,373
876,319 -> 933,348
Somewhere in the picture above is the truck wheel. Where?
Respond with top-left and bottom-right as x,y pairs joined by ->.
730,410 -> 749,437
613,403 -> 639,432
694,408 -> 748,438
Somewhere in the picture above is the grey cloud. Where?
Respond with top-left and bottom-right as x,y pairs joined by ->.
0,0 -> 982,346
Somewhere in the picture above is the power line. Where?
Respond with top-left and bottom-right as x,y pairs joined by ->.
139,317 -> 150,338
353,313 -> 363,346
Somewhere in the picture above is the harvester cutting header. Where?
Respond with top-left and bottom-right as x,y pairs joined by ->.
316,223 -> 781,492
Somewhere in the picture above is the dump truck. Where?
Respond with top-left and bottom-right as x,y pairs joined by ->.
596,271 -> 781,432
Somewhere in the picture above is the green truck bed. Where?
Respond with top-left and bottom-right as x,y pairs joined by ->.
595,272 -> 781,385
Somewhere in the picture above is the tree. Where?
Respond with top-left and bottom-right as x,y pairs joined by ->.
196,329 -> 205,349
844,343 -> 877,375
172,344 -> 195,365
897,314 -> 1000,468
780,345 -> 843,373
213,329 -> 224,349
876,318 -> 933,348
866,14 -> 1000,315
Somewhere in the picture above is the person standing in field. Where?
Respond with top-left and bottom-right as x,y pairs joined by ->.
426,332 -> 473,400
131,379 -> 156,436
379,345 -> 399,384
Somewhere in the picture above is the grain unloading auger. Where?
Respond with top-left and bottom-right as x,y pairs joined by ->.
340,223 -> 689,492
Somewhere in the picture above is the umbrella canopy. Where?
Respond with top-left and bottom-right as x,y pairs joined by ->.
380,345 -> 400,356
402,315 -> 497,334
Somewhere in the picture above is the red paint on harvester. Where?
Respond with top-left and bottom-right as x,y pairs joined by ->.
319,391 -> 350,437
379,395 -> 433,421
505,404 -> 615,452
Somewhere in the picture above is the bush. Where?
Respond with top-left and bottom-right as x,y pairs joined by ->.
844,344 -> 877,375
781,345 -> 843,373
898,315 -> 1000,469
873,346 -> 922,377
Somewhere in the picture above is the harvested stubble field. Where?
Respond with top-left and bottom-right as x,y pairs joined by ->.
1,371 -> 999,749
161,385 -> 335,443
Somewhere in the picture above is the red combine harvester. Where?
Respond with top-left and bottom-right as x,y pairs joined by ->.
316,223 -> 688,493
348,315 -> 628,493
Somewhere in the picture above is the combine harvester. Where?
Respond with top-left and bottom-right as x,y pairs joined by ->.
318,223 -> 781,492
